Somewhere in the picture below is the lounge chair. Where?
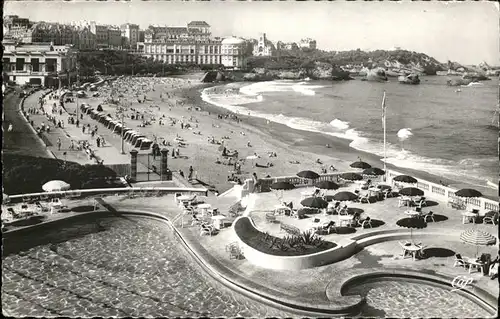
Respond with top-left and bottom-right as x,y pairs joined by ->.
453,254 -> 470,269
316,221 -> 336,235
483,211 -> 499,225
489,263 -> 498,277
35,201 -> 50,212
359,193 -> 372,204
422,211 -> 435,222
398,241 -> 413,259
200,224 -> 217,236
358,216 -> 373,228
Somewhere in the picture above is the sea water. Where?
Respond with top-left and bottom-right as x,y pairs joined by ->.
201,77 -> 499,190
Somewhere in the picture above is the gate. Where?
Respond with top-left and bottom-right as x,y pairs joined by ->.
136,151 -> 162,181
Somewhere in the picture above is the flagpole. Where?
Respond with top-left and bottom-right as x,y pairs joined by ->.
382,91 -> 387,182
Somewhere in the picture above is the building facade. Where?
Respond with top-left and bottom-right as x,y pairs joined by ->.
108,27 -> 122,49
276,41 -> 299,50
221,37 -> 247,69
140,39 -> 222,65
252,33 -> 275,56
3,15 -> 32,40
121,23 -> 139,48
2,40 -> 77,86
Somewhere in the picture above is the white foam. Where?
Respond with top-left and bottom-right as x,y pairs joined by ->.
397,128 -> 413,140
330,119 -> 350,130
202,84 -> 496,190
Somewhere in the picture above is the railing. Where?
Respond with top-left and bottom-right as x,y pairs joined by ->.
386,169 -> 499,212
257,172 -> 347,192
5,187 -> 209,204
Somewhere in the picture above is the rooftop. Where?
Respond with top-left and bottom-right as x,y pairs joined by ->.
188,21 -> 210,27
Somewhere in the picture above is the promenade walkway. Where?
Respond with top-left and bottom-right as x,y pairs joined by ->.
2,89 -> 51,158
24,90 -> 130,165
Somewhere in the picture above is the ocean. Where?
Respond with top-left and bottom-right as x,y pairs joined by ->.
201,76 -> 499,191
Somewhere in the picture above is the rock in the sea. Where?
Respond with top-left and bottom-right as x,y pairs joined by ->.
364,68 -> 388,82
201,71 -> 226,83
398,73 -> 420,85
446,78 -> 472,86
462,72 -> 490,81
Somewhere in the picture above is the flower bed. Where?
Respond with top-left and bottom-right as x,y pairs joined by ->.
234,217 -> 336,256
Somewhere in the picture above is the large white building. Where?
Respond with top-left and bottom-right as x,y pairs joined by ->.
2,40 -> 77,86
221,37 -> 247,69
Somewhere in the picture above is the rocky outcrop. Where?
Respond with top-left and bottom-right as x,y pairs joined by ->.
462,72 -> 490,81
363,68 -> 388,82
201,71 -> 226,83
446,78 -> 472,86
224,62 -> 353,82
398,74 -> 420,85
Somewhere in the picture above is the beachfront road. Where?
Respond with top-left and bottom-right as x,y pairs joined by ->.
2,88 -> 51,158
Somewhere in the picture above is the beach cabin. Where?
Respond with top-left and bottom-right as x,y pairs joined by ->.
131,134 -> 146,145
124,130 -> 137,142
139,138 -> 153,150
108,120 -> 118,130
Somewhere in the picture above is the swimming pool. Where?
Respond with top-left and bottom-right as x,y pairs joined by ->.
342,276 -> 496,318
1,215 -> 292,317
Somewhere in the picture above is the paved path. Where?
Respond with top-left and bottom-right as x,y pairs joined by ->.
23,91 -> 130,165
2,89 -> 52,158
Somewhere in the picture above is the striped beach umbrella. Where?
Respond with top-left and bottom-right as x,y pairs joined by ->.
460,229 -> 497,256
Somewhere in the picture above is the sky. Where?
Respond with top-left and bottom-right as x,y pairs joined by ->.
4,0 -> 500,65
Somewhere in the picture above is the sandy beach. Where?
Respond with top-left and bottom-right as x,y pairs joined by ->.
67,75 -> 496,199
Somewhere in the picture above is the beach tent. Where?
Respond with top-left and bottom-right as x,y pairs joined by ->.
124,130 -> 137,142
131,134 -> 146,145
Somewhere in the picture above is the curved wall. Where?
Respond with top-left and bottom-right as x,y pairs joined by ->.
233,216 -> 357,270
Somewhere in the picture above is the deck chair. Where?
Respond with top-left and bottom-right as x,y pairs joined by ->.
453,254 -> 470,269
35,201 -> 49,212
200,224 -> 216,236
483,211 -> 499,225
359,216 -> 373,228
489,263 -> 498,277
423,211 -> 435,222
359,193 -> 372,204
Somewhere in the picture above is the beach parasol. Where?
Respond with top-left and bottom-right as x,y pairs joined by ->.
297,170 -> 320,180
362,167 -> 385,176
399,187 -> 424,197
270,181 -> 295,201
42,180 -> 70,192
350,161 -> 372,169
393,175 -> 418,184
455,188 -> 482,207
314,181 -> 339,190
340,172 -> 363,181
396,217 -> 427,243
376,184 -> 392,191
460,229 -> 497,257
300,197 -> 328,209
332,191 -> 358,202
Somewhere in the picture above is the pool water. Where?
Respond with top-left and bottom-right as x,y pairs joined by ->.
343,277 -> 495,318
2,216 -> 292,317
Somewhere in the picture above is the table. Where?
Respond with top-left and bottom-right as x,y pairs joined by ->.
462,211 -> 478,224
211,215 -> 226,230
274,205 -> 291,215
368,187 -> 381,196
401,244 -> 424,261
464,257 -> 484,274
398,197 -> 411,207
339,215 -> 354,227
197,203 -> 212,216
404,210 -> 421,218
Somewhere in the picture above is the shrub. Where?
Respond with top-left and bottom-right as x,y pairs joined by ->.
3,154 -> 121,195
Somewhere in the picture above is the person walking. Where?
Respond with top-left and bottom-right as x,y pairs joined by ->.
57,138 -> 62,151
7,124 -> 13,132
96,136 -> 101,147
188,166 -> 194,180
252,172 -> 260,193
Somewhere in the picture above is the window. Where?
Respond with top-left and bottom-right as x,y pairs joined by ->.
46,58 -> 57,72
31,58 -> 40,72
16,58 -> 25,71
